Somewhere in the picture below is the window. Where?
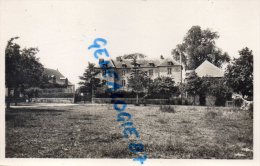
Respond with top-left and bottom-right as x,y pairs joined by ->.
102,69 -> 106,76
168,61 -> 173,66
122,70 -> 126,76
122,80 -> 126,86
168,68 -> 172,74
149,69 -> 153,76
102,80 -> 107,86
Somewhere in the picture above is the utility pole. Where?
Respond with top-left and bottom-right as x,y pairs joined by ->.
91,71 -> 95,104
180,52 -> 183,104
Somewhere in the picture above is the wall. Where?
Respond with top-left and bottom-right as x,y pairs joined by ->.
158,66 -> 182,83
31,98 -> 74,103
92,98 -> 187,105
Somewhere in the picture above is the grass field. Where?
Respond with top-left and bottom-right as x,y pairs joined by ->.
5,104 -> 253,159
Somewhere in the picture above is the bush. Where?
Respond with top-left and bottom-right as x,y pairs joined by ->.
234,98 -> 243,107
248,103 -> 253,119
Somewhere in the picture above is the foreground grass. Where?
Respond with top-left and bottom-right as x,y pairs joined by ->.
5,105 -> 253,159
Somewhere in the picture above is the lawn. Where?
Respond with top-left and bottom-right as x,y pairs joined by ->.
5,104 -> 253,159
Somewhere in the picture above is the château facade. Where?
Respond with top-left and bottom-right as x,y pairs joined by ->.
95,56 -> 183,91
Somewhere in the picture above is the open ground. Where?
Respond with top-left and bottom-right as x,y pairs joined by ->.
5,104 -> 253,159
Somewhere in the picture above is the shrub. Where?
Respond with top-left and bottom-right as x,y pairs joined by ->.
95,90 -> 145,98
234,98 -> 243,107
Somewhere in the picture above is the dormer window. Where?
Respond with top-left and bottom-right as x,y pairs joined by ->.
149,63 -> 155,67
102,64 -> 108,68
122,63 -> 127,68
168,61 -> 173,66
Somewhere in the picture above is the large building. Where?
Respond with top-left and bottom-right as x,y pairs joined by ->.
95,56 -> 183,91
43,68 -> 75,93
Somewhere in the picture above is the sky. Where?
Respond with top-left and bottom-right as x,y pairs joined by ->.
1,0 -> 259,88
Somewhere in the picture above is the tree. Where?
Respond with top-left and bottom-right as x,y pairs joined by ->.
78,63 -> 101,100
183,71 -> 203,104
225,47 -> 253,99
148,77 -> 178,99
172,26 -> 230,70
5,37 -> 44,107
127,58 -> 150,105
204,78 -> 232,106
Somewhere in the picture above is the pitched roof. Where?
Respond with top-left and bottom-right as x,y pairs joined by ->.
195,60 -> 224,77
43,68 -> 73,85
157,58 -> 180,66
111,56 -> 179,68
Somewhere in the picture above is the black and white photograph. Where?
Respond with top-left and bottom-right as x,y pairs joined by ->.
0,0 -> 259,166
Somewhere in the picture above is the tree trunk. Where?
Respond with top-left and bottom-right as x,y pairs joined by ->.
14,87 -> 18,106
6,88 -> 11,108
136,93 -> 139,105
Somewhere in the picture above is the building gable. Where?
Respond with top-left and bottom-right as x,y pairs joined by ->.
43,68 -> 73,85
195,60 -> 224,77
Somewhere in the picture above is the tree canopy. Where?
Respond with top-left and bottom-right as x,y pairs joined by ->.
225,47 -> 253,99
5,37 -> 44,90
183,71 -> 232,106
172,26 -> 230,70
184,71 -> 203,97
128,58 -> 150,93
148,77 -> 178,99
78,62 -> 101,95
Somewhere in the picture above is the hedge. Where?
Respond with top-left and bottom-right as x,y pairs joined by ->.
92,98 -> 191,105
37,92 -> 74,98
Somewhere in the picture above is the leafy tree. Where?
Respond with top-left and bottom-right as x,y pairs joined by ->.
172,25 -> 230,70
184,72 -> 232,106
207,78 -> 232,106
127,58 -> 150,105
78,63 -> 101,100
183,71 -> 203,104
225,47 -> 253,99
5,37 -> 44,107
148,77 -> 178,99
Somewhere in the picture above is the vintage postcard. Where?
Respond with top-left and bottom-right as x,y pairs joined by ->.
0,0 -> 259,166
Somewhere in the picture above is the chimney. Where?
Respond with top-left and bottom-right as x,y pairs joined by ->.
160,55 -> 164,59
99,58 -> 104,63
116,56 -> 122,61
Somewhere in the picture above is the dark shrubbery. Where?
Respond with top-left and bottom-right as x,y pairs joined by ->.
95,90 -> 146,98
248,103 -> 253,119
